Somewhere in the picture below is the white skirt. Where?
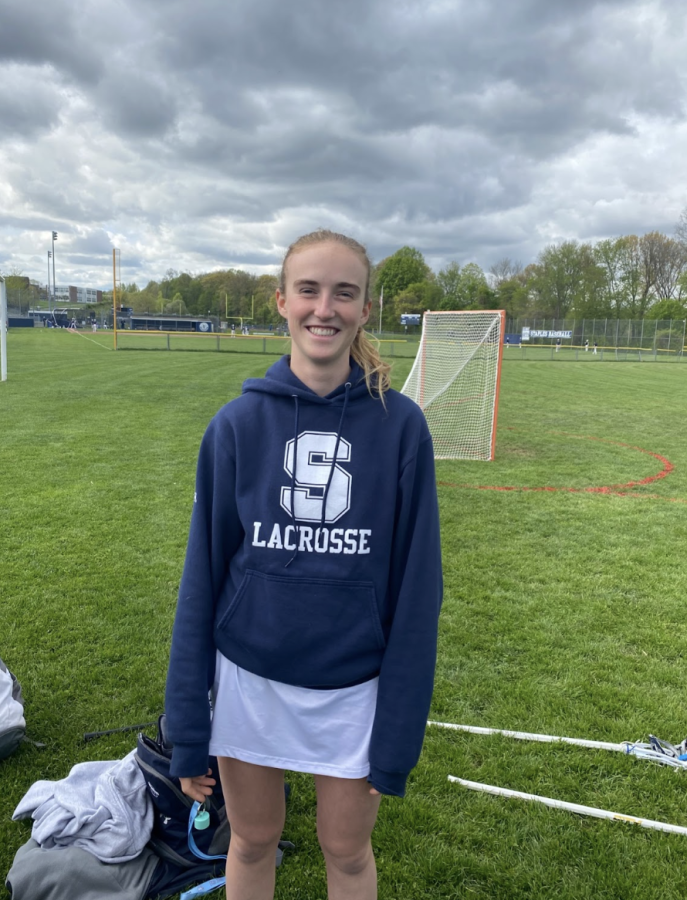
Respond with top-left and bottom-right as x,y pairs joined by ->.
208,652 -> 378,779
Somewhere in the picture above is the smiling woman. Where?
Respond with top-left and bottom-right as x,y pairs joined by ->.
164,227 -> 443,900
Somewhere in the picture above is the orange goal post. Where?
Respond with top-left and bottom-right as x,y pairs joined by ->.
401,310 -> 506,460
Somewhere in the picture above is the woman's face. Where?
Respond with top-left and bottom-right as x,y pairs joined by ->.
277,242 -> 371,381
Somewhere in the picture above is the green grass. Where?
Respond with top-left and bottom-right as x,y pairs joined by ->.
2,330 -> 687,898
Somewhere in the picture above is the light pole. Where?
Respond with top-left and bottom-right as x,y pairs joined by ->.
47,251 -> 52,314
0,276 -> 7,381
51,231 -> 58,307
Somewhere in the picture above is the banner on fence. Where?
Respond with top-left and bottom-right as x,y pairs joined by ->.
521,328 -> 572,340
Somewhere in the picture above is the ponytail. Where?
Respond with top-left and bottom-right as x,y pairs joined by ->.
351,327 -> 392,403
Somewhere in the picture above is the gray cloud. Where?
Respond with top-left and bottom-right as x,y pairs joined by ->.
0,0 -> 103,83
0,64 -> 64,138
94,71 -> 178,138
1,0 -> 686,289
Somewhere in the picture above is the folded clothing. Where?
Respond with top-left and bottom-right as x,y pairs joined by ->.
12,749 -> 153,863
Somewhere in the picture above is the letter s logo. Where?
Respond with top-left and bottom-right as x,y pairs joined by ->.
280,431 -> 351,523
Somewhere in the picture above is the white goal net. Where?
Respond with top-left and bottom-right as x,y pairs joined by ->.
401,310 -> 505,460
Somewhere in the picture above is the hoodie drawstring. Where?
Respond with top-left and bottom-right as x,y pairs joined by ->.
284,382 -> 351,568
285,395 -> 301,568
320,383 -> 351,528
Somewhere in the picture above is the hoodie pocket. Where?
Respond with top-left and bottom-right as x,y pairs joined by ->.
215,569 -> 385,687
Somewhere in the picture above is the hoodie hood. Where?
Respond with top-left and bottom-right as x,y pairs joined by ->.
242,355 -> 370,405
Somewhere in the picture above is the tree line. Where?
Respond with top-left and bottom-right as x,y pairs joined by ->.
111,212 -> 687,329
4,209 -> 687,327
108,269 -> 282,326
371,215 -> 687,328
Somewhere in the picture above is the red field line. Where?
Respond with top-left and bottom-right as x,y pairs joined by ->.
437,431 -> 681,502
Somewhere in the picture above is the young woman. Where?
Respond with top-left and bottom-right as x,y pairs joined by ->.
165,230 -> 443,900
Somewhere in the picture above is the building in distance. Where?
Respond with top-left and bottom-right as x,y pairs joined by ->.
53,285 -> 103,304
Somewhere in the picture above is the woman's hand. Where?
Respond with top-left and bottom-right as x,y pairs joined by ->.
369,787 -> 380,796
180,769 -> 216,803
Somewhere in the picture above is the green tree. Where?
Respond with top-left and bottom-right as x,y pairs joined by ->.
648,233 -> 687,300
496,275 -> 531,318
454,263 -> 495,310
618,235 -> 646,317
436,262 -> 462,309
393,281 -> 443,318
489,257 -> 523,286
594,237 -> 630,317
569,243 -> 609,318
1,269 -> 31,312
165,293 -> 188,316
375,247 -> 431,301
679,270 -> 687,301
529,242 -> 602,319
253,274 -> 280,325
645,298 -> 687,320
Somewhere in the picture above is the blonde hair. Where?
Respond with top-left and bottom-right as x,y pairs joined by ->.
280,229 -> 391,399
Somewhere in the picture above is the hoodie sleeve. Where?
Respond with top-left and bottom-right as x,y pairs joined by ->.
367,430 -> 442,797
165,415 -> 244,778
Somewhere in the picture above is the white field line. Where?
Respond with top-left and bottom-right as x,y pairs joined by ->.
449,776 -> 687,836
66,329 -> 112,350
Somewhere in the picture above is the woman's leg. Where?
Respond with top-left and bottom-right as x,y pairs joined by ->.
314,774 -> 382,900
217,756 -> 286,900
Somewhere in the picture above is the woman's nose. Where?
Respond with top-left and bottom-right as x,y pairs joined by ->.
314,292 -> 335,318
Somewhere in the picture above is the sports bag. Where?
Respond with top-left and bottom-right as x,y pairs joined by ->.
135,715 -> 230,869
135,715 -> 292,899
0,657 -> 25,760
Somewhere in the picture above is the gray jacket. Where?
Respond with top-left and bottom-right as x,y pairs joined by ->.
12,749 -> 153,863
5,838 -> 158,900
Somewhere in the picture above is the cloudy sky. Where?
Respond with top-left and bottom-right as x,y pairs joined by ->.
1,0 -> 686,291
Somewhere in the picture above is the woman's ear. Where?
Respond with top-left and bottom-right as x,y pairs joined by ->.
276,289 -> 288,320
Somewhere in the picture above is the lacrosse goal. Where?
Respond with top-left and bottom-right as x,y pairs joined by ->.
401,310 -> 505,460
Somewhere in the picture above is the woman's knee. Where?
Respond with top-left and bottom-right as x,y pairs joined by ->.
230,826 -> 283,866
318,835 -> 374,877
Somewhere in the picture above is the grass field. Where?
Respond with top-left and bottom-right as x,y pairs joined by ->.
2,329 -> 687,899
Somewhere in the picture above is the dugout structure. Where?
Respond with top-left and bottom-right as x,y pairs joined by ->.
402,310 -> 505,460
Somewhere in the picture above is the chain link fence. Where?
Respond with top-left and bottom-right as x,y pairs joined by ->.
505,318 -> 687,361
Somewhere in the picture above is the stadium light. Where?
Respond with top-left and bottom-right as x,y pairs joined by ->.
47,251 -> 52,314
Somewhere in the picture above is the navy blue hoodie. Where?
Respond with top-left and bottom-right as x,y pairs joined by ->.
165,356 -> 442,797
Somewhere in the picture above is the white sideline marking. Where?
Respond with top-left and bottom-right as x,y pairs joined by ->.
66,329 -> 112,350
